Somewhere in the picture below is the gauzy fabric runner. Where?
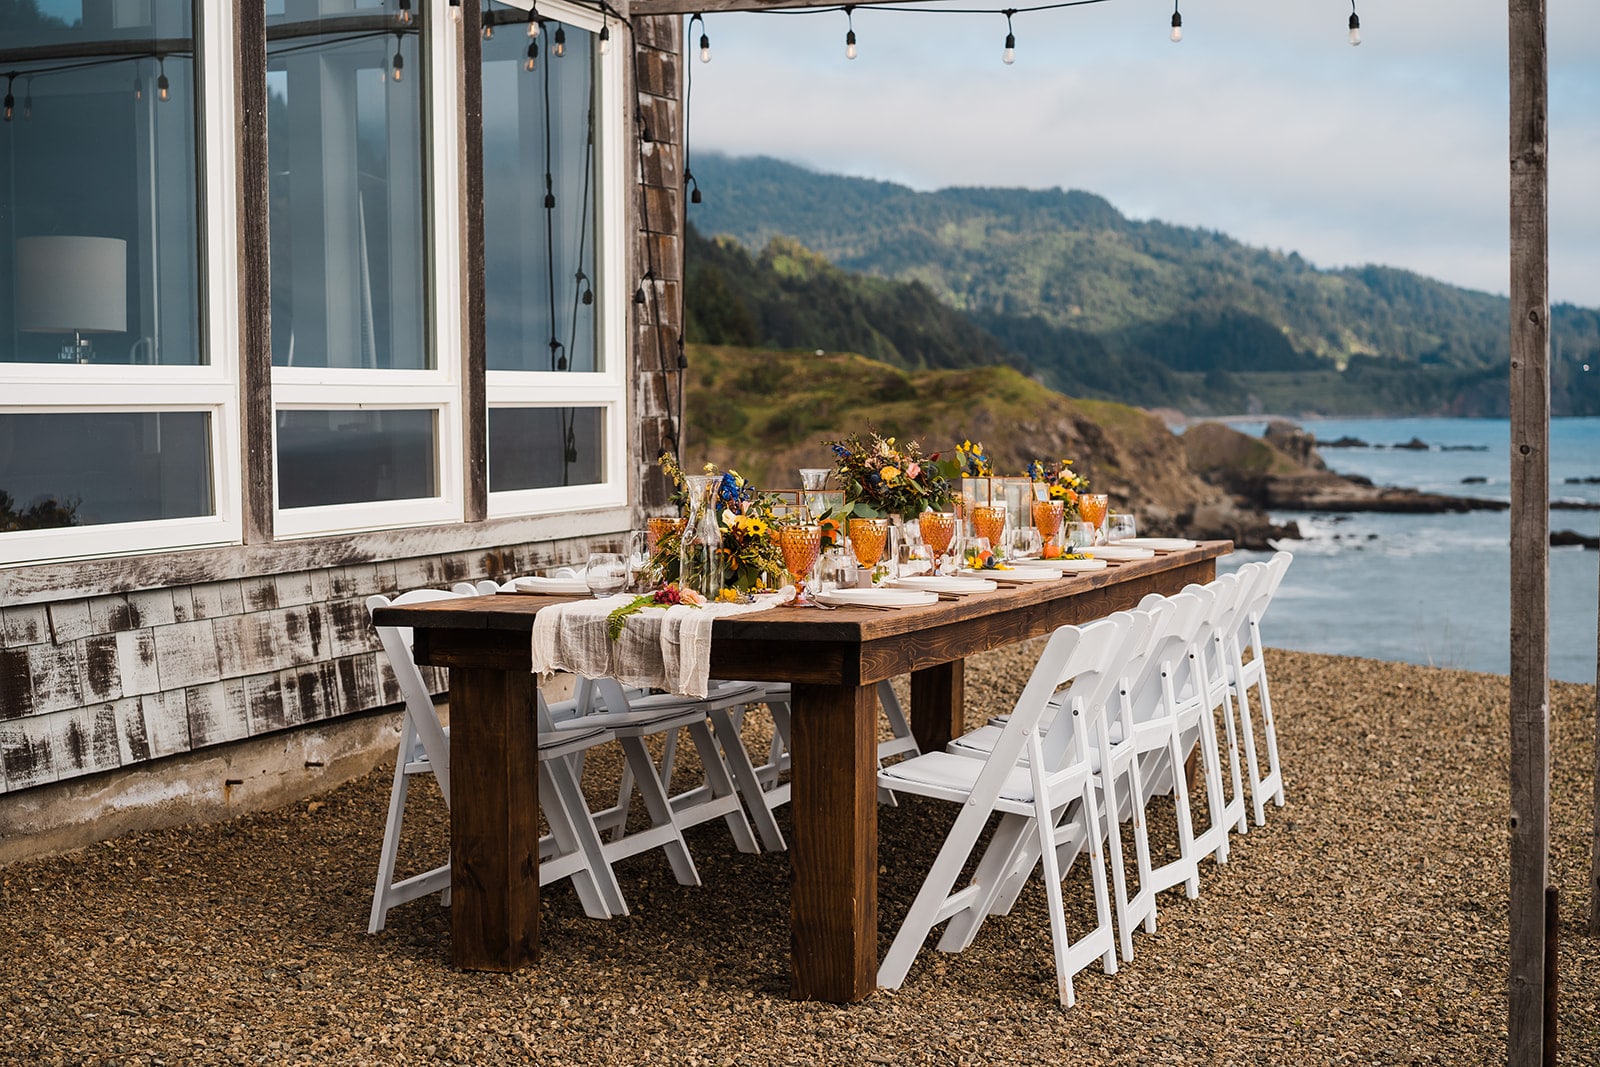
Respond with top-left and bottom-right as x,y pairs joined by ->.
529,594 -> 781,698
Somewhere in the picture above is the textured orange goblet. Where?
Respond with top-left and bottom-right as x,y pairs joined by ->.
646,516 -> 686,556
777,524 -> 823,606
973,505 -> 1007,550
1077,494 -> 1109,531
919,511 -> 958,574
1032,499 -> 1064,543
847,518 -> 889,571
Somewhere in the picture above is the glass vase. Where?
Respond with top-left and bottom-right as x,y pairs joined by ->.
679,474 -> 725,601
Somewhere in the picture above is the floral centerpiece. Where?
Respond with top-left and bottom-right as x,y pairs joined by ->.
651,454 -> 790,593
1026,458 -> 1091,520
824,431 -> 958,521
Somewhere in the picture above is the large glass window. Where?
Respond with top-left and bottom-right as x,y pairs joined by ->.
488,406 -> 603,491
481,12 -> 598,373
275,408 -> 435,508
1,1 -> 200,366
267,7 -> 426,370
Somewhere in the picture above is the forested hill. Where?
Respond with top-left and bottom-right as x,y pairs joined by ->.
684,153 -> 1600,416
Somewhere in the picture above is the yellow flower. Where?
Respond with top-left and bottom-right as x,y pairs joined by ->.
715,588 -> 743,603
881,465 -> 901,482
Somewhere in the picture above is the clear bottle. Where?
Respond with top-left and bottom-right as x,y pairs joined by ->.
679,474 -> 724,600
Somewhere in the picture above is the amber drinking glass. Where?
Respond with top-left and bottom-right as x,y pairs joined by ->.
646,516 -> 685,556
777,524 -> 824,606
847,518 -> 889,573
1077,494 -> 1109,536
1032,499 -> 1064,551
972,505 -> 1007,557
919,511 -> 958,575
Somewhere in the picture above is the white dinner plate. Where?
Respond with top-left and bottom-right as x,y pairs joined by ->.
958,567 -> 1059,582
892,575 -> 999,593
1117,537 -> 1198,551
1084,544 -> 1157,561
1023,557 -> 1109,573
511,575 -> 592,595
815,587 -> 939,608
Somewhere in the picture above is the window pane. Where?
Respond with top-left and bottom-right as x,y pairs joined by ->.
0,412 -> 213,530
488,407 -> 604,491
0,2 -> 201,366
481,18 -> 599,373
276,408 -> 436,508
267,6 -> 427,369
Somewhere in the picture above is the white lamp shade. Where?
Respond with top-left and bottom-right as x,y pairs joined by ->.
15,235 -> 128,334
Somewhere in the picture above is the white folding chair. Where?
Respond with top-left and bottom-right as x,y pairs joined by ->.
365,589 -> 624,931
876,613 -> 1136,1008
741,678 -> 919,810
1226,552 -> 1292,825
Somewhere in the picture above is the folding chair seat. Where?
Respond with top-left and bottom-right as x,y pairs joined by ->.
877,612 -> 1140,1007
365,589 -> 625,931
1225,552 -> 1292,825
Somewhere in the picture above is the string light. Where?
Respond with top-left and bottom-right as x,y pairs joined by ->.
576,270 -> 594,305
449,0 -> 461,25
1002,8 -> 1016,64
157,55 -> 169,101
845,4 -> 857,60
3,75 -> 13,123
599,21 -> 611,55
691,12 -> 710,63
482,3 -> 494,39
1169,1 -> 1182,43
392,33 -> 405,81
686,169 -> 701,204
396,0 -> 412,25
527,3 -> 541,38
553,25 -> 566,58
1348,1 -> 1361,46
525,39 -> 538,71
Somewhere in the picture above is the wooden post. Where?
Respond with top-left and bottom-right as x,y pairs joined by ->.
1507,0 -> 1551,1062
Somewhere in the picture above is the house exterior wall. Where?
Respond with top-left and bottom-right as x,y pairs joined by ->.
0,12 -> 687,843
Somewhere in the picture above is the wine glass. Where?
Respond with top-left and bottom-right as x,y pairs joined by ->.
777,523 -> 824,607
624,530 -> 655,593
799,468 -> 832,520
918,510 -> 958,576
972,505 -> 1007,561
847,517 -> 889,581
585,552 -> 628,598
1104,513 -> 1138,543
1065,521 -> 1097,552
1031,499 -> 1064,555
1009,526 -> 1042,559
1077,494 -> 1109,540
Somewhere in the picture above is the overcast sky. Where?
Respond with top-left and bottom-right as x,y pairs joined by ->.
684,1 -> 1600,307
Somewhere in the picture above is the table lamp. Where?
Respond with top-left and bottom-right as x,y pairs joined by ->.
15,235 -> 128,363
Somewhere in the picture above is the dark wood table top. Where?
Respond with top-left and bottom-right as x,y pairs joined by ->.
373,541 -> 1232,687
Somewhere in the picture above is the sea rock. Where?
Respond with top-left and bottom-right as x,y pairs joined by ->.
1462,476 -> 1488,484
1318,435 -> 1370,448
1393,437 -> 1431,450
1263,420 -> 1327,471
1550,529 -> 1600,549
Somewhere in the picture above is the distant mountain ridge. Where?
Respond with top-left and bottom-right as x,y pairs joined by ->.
685,153 -> 1600,416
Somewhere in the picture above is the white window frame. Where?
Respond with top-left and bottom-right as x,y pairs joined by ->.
0,3 -> 242,567
269,3 -> 463,540
484,0 -> 629,520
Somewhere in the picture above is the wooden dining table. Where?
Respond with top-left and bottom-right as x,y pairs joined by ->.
371,540 -> 1230,1003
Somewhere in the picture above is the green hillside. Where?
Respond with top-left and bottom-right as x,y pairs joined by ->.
686,153 -> 1600,416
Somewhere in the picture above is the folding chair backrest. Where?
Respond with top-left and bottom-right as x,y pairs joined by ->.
1122,587 -> 1212,723
997,612 -> 1142,777
366,588 -> 464,798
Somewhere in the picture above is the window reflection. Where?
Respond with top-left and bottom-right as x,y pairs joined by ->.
482,15 -> 598,373
0,411 -> 213,529
0,1 -> 200,365
276,408 -> 437,508
488,407 -> 604,491
267,4 -> 427,369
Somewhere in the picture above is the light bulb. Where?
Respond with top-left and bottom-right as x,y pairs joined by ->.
2,85 -> 12,123
846,29 -> 857,60
599,25 -> 610,55
553,26 -> 565,57
158,72 -> 169,101
525,41 -> 537,71
482,15 -> 494,40
699,32 -> 710,63
527,9 -> 539,37
392,39 -> 405,81
449,0 -> 461,24
397,0 -> 412,25
1348,13 -> 1361,46
1003,32 -> 1015,65
1170,7 -> 1183,43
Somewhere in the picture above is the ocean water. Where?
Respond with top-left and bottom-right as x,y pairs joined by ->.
1211,417 -> 1600,684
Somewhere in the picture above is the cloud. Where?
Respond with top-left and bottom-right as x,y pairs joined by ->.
687,0 -> 1600,305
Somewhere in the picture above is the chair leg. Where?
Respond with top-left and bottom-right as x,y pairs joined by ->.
1214,635 -> 1250,835
681,720 -> 761,854
1232,649 -> 1270,827
1080,779 -> 1119,976
538,760 -> 622,919
877,796 -> 997,990
368,737 -> 413,934
616,736 -> 701,886
708,707 -> 788,852
1250,626 -> 1287,809
936,814 -> 1032,951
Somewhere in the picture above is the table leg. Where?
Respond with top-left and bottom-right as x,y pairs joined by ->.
910,659 -> 965,754
449,665 -> 541,972
789,682 -> 878,1002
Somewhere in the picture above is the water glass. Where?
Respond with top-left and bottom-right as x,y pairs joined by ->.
624,531 -> 654,593
1104,513 -> 1138,543
1065,521 -> 1097,551
894,537 -> 933,579
1009,526 -> 1042,559
585,552 -> 628,598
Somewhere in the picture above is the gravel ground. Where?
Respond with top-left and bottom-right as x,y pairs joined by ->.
2,648 -> 1597,1066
